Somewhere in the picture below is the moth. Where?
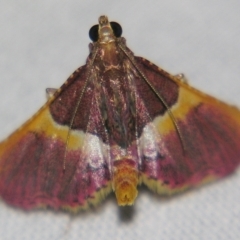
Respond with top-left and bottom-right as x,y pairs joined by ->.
0,16 -> 240,211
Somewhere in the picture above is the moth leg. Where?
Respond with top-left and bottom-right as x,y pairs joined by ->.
174,73 -> 188,84
46,88 -> 57,99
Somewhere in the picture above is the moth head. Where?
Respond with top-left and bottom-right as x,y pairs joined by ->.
89,15 -> 122,43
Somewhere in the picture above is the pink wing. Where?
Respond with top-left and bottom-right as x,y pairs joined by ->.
135,57 -> 240,194
0,65 -> 112,211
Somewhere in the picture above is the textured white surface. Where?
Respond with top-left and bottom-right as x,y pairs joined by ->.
0,1 -> 240,240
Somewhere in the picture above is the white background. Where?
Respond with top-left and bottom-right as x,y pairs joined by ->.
0,1 -> 240,240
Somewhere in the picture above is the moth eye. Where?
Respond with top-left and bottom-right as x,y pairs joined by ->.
110,22 -> 122,37
89,22 -> 122,42
89,24 -> 99,42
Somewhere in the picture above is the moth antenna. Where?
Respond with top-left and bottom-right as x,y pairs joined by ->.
118,43 -> 186,153
174,73 -> 189,84
62,46 -> 100,170
46,88 -> 57,99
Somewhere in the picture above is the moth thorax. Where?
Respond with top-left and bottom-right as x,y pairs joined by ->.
113,158 -> 138,206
